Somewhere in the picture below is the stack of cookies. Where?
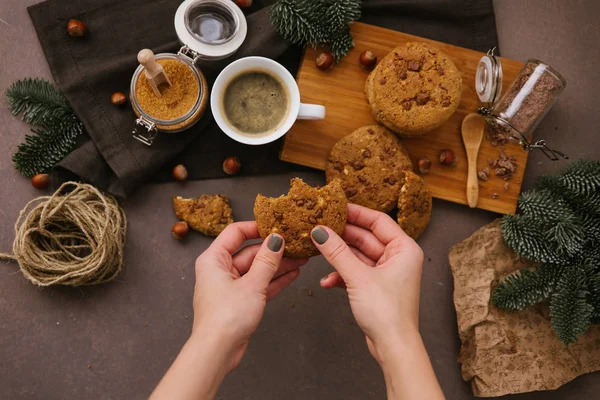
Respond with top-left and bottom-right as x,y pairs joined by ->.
365,42 -> 462,137
326,125 -> 432,239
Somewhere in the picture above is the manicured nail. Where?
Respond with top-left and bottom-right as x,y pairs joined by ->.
312,227 -> 329,244
268,234 -> 283,252
320,276 -> 328,282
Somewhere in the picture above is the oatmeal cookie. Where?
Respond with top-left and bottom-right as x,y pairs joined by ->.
397,171 -> 432,239
325,125 -> 413,212
254,178 -> 347,258
365,42 -> 462,136
172,194 -> 234,236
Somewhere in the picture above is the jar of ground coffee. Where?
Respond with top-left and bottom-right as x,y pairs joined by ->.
476,49 -> 568,160
130,0 -> 247,145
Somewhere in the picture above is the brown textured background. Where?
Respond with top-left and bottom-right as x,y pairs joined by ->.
1,0 -> 599,399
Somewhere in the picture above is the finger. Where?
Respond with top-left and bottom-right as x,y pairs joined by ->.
266,269 -> 301,301
343,224 -> 386,261
350,246 -> 377,267
233,244 -> 308,277
244,234 -> 285,288
210,221 -> 260,254
347,203 -> 409,245
319,271 -> 346,289
311,226 -> 365,280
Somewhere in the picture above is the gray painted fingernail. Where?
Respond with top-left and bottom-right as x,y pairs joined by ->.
268,234 -> 283,252
312,227 -> 329,244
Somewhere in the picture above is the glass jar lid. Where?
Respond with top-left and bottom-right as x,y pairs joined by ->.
475,47 -> 503,105
175,0 -> 247,61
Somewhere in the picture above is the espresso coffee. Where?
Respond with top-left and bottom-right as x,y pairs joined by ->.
222,69 -> 289,135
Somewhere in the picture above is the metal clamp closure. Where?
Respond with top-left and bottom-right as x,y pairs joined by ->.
132,116 -> 158,146
477,109 -> 568,161
178,45 -> 203,64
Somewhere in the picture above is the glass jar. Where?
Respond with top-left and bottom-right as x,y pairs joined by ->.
476,49 -> 568,160
130,53 -> 209,145
130,0 -> 247,145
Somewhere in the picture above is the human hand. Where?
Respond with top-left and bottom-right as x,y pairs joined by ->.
310,204 -> 424,364
192,221 -> 307,373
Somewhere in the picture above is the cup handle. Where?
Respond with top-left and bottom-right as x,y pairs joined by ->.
298,103 -> 325,120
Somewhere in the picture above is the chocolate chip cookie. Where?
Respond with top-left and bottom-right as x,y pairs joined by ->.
172,194 -> 234,236
325,125 -> 413,212
397,171 -> 432,239
365,42 -> 462,137
254,178 -> 347,258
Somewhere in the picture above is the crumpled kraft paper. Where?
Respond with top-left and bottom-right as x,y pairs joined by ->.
449,219 -> 600,397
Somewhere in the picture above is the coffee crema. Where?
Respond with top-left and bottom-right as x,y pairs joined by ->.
221,69 -> 289,136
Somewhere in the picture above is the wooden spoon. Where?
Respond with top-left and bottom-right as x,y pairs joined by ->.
461,113 -> 485,208
137,49 -> 172,97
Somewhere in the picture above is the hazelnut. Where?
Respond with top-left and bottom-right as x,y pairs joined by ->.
359,50 -> 377,70
31,173 -> 50,190
111,92 -> 127,106
223,156 -> 242,175
172,164 -> 188,181
315,52 -> 334,71
439,149 -> 456,165
67,19 -> 87,37
416,157 -> 431,174
233,0 -> 252,7
172,221 -> 189,240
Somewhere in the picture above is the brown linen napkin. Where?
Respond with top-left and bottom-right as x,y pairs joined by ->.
449,220 -> 600,397
27,0 -> 499,197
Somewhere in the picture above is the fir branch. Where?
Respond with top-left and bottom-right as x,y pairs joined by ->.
270,0 -> 361,61
550,266 -> 592,345
324,0 -> 361,26
6,78 -> 74,127
6,78 -> 83,177
493,264 -> 563,311
518,189 -> 575,224
498,158 -> 600,345
501,215 -> 563,264
545,219 -> 586,258
554,158 -> 600,196
12,126 -> 81,178
330,23 -> 355,62
581,213 -> 600,242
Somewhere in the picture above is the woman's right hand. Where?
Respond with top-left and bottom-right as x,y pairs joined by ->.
310,203 -> 425,364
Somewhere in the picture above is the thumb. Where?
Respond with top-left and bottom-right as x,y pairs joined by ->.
244,234 -> 285,289
311,226 -> 364,281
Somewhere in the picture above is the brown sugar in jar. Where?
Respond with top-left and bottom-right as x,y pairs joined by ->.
130,53 -> 208,145
135,59 -> 199,121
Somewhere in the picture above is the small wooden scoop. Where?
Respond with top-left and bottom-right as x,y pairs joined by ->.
137,49 -> 172,97
462,113 -> 485,208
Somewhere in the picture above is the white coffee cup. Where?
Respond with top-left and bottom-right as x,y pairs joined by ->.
211,56 -> 325,145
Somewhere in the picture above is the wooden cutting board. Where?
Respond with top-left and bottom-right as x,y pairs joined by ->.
280,22 -> 527,215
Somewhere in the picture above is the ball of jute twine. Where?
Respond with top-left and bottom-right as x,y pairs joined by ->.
0,182 -> 127,287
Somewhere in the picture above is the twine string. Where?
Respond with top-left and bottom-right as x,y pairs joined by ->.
0,182 -> 127,287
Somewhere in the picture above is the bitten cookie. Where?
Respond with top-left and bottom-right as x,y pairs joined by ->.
397,171 -> 432,239
325,125 -> 413,212
365,42 -> 462,137
172,195 -> 234,237
254,178 -> 347,258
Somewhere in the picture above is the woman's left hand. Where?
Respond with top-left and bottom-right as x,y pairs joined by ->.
192,221 -> 307,373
